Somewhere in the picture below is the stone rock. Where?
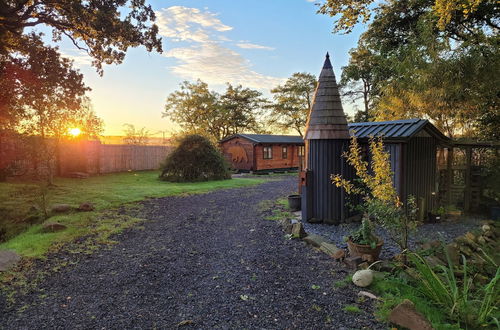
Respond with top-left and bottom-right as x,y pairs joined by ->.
460,245 -> 474,257
422,240 -> 441,251
290,219 -> 299,225
303,234 -> 328,247
424,256 -> 445,268
283,221 -> 293,234
0,250 -> 21,272
482,224 -> 491,232
389,299 -> 433,330
464,232 -> 477,243
358,290 -> 380,300
352,269 -> 374,287
319,242 -> 341,256
42,222 -> 67,233
78,202 -> 95,212
332,249 -> 346,260
361,254 -> 375,263
445,243 -> 460,265
291,223 -> 307,239
51,204 -> 72,213
344,256 -> 363,269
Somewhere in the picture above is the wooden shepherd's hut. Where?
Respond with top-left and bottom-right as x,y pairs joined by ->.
301,53 -> 351,224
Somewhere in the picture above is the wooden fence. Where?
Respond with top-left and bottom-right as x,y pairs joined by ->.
0,134 -> 171,177
59,141 -> 171,175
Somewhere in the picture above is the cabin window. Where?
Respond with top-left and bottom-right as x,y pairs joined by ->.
282,146 -> 288,159
298,146 -> 305,157
263,146 -> 272,159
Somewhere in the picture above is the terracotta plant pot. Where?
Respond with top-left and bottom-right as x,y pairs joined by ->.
347,238 -> 384,261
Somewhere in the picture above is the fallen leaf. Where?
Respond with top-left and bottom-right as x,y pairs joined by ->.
177,320 -> 194,327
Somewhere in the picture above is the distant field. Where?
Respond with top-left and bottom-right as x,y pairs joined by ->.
0,171 -> 265,257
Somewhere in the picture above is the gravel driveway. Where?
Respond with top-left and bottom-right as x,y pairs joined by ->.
1,175 -> 383,330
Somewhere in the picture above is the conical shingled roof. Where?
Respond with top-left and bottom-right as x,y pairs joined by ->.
304,53 -> 350,140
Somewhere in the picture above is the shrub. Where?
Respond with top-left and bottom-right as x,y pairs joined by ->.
159,134 -> 230,182
332,136 -> 417,258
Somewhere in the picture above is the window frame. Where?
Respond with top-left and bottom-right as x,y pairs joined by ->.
282,146 -> 288,159
298,145 -> 305,157
263,146 -> 273,159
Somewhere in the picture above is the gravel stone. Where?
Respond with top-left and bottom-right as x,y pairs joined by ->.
0,176 -> 384,329
303,217 -> 483,259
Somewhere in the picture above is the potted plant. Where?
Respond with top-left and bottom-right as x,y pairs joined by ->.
428,205 -> 445,222
332,136 -> 417,263
345,215 -> 384,260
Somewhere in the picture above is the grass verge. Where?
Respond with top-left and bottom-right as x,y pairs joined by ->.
0,171 -> 265,257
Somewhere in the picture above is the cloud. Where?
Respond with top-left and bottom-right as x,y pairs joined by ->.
156,6 -> 232,42
165,43 -> 283,89
236,43 -> 275,50
60,49 -> 93,67
156,6 -> 282,90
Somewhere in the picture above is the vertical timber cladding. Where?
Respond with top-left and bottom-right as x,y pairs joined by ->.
307,139 -> 350,224
303,53 -> 352,224
404,137 -> 437,213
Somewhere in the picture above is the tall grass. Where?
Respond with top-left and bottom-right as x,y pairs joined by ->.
409,252 -> 499,328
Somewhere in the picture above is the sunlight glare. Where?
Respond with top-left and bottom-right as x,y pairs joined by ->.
69,128 -> 81,137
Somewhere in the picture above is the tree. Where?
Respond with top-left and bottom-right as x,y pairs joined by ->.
340,43 -> 380,122
159,134 -> 230,182
10,38 -> 102,183
267,73 -> 317,137
317,0 -> 499,36
0,0 -> 162,73
324,0 -> 499,138
164,80 -> 266,142
123,124 -> 150,145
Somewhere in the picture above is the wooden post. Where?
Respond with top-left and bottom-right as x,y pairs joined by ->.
464,147 -> 472,212
446,147 -> 453,207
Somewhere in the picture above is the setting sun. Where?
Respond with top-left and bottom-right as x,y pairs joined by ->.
69,127 -> 81,137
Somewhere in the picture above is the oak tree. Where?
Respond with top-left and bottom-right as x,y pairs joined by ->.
267,72 -> 317,137
164,80 -> 266,142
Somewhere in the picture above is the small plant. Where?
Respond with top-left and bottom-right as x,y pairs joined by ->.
346,216 -> 378,248
436,206 -> 446,217
333,275 -> 353,289
343,304 -> 361,313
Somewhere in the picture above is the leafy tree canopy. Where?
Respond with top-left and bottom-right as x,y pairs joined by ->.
159,134 -> 230,182
164,80 -> 267,142
328,0 -> 499,138
318,0 -> 499,36
0,0 -> 162,73
1,33 -> 89,131
267,72 -> 317,137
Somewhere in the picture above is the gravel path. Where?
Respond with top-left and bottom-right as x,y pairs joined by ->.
304,216 -> 483,259
1,176 -> 383,330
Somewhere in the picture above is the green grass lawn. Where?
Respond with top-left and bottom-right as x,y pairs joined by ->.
0,171 -> 265,258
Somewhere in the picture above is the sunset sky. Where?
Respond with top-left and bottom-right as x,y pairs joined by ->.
57,0 -> 365,136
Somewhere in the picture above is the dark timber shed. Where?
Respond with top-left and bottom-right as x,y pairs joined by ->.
349,119 -> 451,215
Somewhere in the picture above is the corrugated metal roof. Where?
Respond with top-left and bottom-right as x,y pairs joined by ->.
348,119 -> 449,141
221,119 -> 450,144
222,134 -> 304,144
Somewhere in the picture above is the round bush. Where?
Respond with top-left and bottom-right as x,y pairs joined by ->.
159,134 -> 230,182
